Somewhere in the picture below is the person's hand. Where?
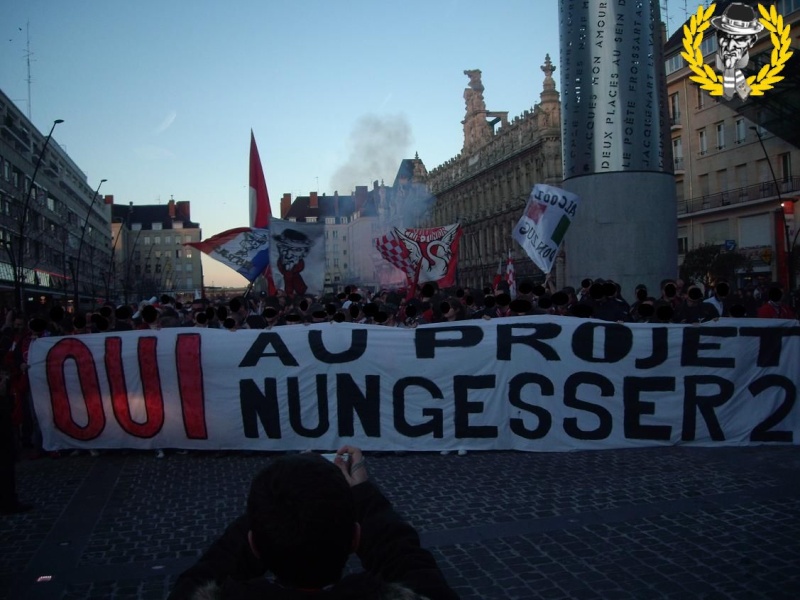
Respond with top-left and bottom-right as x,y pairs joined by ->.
334,445 -> 368,487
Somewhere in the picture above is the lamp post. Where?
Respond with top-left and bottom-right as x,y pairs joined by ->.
9,118 -> 64,313
750,126 -> 792,292
73,178 -> 107,309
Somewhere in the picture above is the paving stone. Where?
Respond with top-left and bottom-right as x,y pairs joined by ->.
2,446 -> 800,598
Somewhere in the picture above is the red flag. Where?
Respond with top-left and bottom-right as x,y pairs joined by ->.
492,258 -> 503,290
249,131 -> 271,228
250,131 -> 276,293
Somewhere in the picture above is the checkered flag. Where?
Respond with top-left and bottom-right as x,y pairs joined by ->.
375,229 -> 415,280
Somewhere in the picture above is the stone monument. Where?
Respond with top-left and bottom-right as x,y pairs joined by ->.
559,0 -> 677,296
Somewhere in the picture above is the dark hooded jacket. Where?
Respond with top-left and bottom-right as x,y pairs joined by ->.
168,482 -> 459,600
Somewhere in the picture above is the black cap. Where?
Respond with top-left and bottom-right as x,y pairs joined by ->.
116,305 -> 133,320
49,306 -> 65,322
28,317 -> 48,334
570,304 -> 593,318
656,304 -> 674,321
509,298 -> 532,313
638,303 -> 655,318
551,291 -> 569,306
589,283 -> 605,300
142,305 -> 159,324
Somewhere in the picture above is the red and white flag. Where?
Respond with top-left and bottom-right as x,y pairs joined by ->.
492,258 -> 504,290
249,131 -> 276,293
375,224 -> 462,288
505,250 -> 516,297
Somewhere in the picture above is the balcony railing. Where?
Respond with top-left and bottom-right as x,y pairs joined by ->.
677,176 -> 800,215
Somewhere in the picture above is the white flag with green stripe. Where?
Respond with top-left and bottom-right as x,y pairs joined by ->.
512,184 -> 580,274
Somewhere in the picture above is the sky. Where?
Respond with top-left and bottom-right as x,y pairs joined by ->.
0,1 -> 686,288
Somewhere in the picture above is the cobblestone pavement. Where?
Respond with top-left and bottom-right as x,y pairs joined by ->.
2,445 -> 799,599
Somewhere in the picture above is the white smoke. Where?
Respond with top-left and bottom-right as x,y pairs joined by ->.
330,114 -> 413,193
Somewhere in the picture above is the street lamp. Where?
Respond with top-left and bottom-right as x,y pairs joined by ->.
10,118 -> 64,313
74,178 -> 107,309
750,126 -> 793,292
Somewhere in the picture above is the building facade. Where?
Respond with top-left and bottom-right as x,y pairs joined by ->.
0,88 -> 112,313
665,0 -> 800,289
424,58 -> 563,289
111,198 -> 203,303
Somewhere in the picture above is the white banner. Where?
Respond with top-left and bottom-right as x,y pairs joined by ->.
513,184 -> 580,274
28,318 -> 800,452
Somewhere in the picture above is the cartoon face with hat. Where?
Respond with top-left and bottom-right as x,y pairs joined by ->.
711,3 -> 764,100
273,228 -> 313,297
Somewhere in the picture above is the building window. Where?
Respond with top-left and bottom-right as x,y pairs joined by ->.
164,235 -> 171,245
716,122 -> 725,150
669,93 -> 680,124
152,223 -> 162,230
678,236 -> 688,255
186,263 -> 192,272
132,223 -> 142,231
703,219 -> 729,245
696,85 -> 705,109
143,236 -> 151,245
698,129 -> 708,155
175,249 -> 181,258
779,153 -> 791,182
185,249 -> 192,259
735,119 -> 746,143
672,137 -> 683,170
184,235 -> 192,243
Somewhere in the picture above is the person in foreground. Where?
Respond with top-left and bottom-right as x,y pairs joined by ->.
168,446 -> 459,600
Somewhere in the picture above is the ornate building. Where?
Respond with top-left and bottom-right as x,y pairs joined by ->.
424,56 -> 563,289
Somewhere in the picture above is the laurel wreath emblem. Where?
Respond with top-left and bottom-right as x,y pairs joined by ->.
681,3 -> 793,97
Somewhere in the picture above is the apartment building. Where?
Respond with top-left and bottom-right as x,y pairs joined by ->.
665,0 -> 800,289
